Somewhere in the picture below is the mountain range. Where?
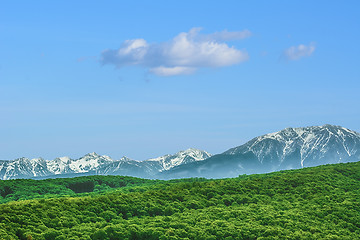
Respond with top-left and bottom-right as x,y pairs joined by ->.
1,124 -> 359,180
160,124 -> 360,178
0,148 -> 211,180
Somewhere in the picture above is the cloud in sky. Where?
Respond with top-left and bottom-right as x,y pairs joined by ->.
100,28 -> 250,76
283,43 -> 316,61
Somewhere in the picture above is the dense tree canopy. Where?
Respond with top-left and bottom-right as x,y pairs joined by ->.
0,175 -> 166,204
0,162 -> 359,239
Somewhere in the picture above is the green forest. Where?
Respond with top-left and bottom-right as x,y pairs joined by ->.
1,162 -> 360,240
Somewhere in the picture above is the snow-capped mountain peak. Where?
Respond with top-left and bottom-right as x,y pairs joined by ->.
0,148 -> 212,180
225,124 -> 360,168
45,153 -> 115,175
179,148 -> 212,161
67,153 -> 114,173
47,156 -> 72,175
145,148 -> 212,171
84,152 -> 100,158
57,156 -> 71,163
157,125 -> 360,179
0,157 -> 50,180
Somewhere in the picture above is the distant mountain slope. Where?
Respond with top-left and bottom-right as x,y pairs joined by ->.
0,157 -> 51,180
0,149 -> 211,180
159,125 -> 360,179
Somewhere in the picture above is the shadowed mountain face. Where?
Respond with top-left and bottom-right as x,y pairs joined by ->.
158,125 -> 360,179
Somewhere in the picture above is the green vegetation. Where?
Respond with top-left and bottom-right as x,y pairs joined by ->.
0,175 -> 163,204
1,162 -> 360,239
0,175 -> 207,204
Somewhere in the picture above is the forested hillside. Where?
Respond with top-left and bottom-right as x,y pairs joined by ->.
1,162 -> 360,239
0,175 -> 161,204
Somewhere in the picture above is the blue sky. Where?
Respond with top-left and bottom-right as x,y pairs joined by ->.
1,1 -> 359,160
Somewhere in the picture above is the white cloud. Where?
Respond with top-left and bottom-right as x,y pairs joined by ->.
101,39 -> 148,67
149,66 -> 196,76
100,28 -> 250,76
283,43 -> 316,61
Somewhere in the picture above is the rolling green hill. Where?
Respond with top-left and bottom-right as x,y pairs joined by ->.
1,162 -> 360,239
0,175 -> 162,204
